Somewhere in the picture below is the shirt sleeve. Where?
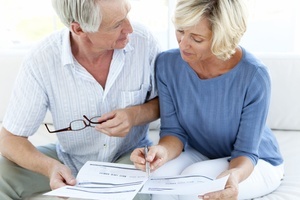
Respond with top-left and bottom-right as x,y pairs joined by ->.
231,66 -> 271,165
146,29 -> 161,101
3,56 -> 48,137
155,53 -> 189,147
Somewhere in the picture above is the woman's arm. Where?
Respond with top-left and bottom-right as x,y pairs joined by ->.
200,156 -> 254,200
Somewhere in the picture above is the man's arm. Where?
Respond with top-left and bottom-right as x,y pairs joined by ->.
95,97 -> 159,137
128,97 -> 160,126
0,127 -> 59,176
0,127 -> 76,189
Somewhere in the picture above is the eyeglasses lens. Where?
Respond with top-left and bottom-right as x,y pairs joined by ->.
70,120 -> 86,131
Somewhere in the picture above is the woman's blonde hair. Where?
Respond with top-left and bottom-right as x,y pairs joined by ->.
173,0 -> 248,60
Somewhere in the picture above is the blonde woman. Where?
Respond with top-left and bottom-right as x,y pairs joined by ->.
131,0 -> 284,199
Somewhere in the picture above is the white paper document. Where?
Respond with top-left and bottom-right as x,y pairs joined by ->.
44,161 -> 148,200
140,174 -> 229,195
44,161 -> 228,199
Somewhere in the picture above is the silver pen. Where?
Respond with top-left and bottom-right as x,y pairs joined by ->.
144,145 -> 150,177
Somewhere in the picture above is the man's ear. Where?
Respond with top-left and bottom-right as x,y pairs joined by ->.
70,22 -> 85,36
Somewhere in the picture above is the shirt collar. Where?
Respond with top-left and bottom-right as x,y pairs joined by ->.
61,29 -> 74,67
123,41 -> 133,53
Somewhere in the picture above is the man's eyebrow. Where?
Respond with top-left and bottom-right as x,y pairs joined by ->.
114,18 -> 125,26
110,5 -> 131,28
105,18 -> 124,30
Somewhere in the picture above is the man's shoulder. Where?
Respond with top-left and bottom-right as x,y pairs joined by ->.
128,22 -> 161,53
29,29 -> 67,55
130,21 -> 156,41
23,29 -> 68,65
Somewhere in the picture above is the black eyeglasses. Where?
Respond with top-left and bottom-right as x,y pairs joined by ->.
45,115 -> 102,133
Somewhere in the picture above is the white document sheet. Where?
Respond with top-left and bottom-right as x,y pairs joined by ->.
140,174 -> 229,195
44,161 -> 148,200
44,161 -> 228,199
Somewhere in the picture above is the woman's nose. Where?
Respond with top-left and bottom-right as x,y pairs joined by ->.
178,35 -> 190,49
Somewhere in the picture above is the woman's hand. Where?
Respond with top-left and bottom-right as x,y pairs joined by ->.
130,145 -> 169,172
199,170 -> 239,199
198,157 -> 253,199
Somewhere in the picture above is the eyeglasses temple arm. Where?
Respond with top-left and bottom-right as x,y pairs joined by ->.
44,124 -> 71,133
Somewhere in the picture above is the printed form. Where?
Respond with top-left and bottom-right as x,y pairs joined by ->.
44,161 -> 147,200
44,161 -> 228,200
140,174 -> 229,195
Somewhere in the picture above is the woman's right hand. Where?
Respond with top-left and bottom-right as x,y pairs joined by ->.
130,145 -> 168,172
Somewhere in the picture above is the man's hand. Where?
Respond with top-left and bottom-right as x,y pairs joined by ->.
49,163 -> 76,190
94,108 -> 135,137
95,97 -> 159,137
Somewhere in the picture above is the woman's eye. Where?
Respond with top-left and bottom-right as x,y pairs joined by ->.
192,37 -> 202,43
194,39 -> 202,43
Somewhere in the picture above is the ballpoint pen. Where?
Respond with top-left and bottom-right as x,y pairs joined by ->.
144,145 -> 150,177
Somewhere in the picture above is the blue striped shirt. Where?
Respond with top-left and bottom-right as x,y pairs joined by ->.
156,48 -> 283,166
3,22 -> 161,175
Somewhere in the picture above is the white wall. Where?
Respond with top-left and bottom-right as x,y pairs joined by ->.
1,0 -> 299,54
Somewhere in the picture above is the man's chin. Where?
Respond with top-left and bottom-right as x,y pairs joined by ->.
116,39 -> 129,49
113,45 -> 126,50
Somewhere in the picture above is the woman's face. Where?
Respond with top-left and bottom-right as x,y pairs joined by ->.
175,18 -> 214,65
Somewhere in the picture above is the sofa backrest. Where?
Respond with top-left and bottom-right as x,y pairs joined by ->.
256,53 -> 300,131
1,49 -> 300,131
0,48 -> 53,124
0,49 -> 28,122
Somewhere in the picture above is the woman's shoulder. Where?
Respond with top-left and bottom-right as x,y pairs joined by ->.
241,47 -> 268,70
238,47 -> 270,78
157,48 -> 181,61
238,47 -> 271,86
155,49 -> 188,77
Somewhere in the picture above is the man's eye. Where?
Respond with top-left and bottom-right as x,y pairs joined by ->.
114,24 -> 121,29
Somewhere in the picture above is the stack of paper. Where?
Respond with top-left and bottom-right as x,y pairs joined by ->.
45,161 -> 228,200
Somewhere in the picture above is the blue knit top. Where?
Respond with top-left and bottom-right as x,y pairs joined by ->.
156,47 -> 283,166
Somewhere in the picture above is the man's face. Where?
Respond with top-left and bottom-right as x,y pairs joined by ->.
85,0 -> 133,50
